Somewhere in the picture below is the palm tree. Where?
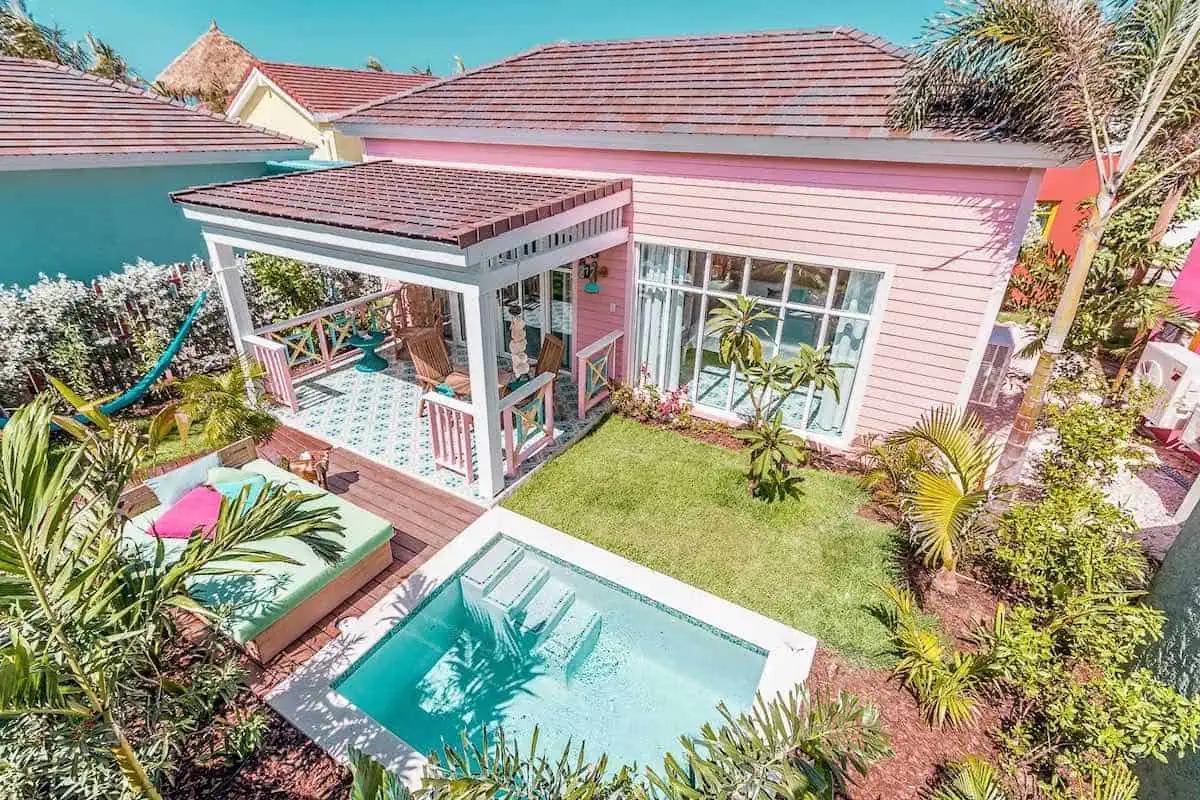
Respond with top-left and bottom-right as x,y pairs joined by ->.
177,358 -> 279,448
365,56 -> 385,72
0,397 -> 344,798
886,407 -> 1000,594
893,0 -> 1200,483
409,64 -> 434,76
0,0 -> 135,82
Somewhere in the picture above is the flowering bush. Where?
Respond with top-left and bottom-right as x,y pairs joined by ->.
610,363 -> 694,427
0,256 -> 380,413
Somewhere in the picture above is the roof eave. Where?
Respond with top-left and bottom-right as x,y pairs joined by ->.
337,123 -> 1071,169
0,147 -> 315,172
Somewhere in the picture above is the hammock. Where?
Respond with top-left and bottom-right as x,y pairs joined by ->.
0,290 -> 209,430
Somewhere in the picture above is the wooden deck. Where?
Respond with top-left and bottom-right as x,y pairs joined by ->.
247,424 -> 482,694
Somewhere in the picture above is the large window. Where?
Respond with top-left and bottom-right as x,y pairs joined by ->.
634,242 -> 885,440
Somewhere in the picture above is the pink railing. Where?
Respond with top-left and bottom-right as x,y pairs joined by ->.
575,330 -> 622,419
253,288 -> 400,378
501,371 -> 555,477
242,335 -> 297,412
425,392 -> 476,482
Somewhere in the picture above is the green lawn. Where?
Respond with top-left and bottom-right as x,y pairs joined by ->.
504,416 -> 900,667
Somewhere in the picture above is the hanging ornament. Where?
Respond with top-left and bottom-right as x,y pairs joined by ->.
510,316 -> 530,376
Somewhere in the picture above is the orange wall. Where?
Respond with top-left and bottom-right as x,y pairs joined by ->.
1036,160 -> 1101,254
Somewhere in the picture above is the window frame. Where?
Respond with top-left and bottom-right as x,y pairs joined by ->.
631,235 -> 894,448
1030,200 -> 1060,241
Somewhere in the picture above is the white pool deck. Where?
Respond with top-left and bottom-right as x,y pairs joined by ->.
267,507 -> 817,786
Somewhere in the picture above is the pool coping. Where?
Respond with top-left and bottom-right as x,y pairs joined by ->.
266,507 -> 817,787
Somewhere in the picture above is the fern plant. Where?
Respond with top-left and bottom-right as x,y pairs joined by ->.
177,359 -> 279,448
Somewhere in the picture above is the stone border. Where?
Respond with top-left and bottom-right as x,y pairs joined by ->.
266,506 -> 816,787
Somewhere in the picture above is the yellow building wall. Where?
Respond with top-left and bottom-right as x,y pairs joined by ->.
238,85 -> 365,162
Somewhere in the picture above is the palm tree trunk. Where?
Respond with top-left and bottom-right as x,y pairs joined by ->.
998,195 -> 1112,483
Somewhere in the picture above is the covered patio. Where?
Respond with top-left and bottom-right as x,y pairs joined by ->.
171,161 -> 630,501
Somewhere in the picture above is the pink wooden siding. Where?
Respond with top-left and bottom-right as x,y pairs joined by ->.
573,242 -> 630,376
365,138 -> 1033,439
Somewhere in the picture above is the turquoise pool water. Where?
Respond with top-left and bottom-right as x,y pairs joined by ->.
335,535 -> 767,769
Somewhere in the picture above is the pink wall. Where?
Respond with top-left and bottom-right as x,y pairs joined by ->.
366,138 -> 1036,440
572,242 -> 631,376
1173,238 -> 1200,314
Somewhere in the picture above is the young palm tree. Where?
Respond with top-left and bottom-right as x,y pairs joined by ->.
886,407 -> 1000,594
893,0 -> 1200,482
0,397 -> 344,799
177,358 -> 279,448
0,0 -> 134,81
365,56 -> 386,72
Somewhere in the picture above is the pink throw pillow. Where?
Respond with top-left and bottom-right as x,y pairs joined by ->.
149,485 -> 223,539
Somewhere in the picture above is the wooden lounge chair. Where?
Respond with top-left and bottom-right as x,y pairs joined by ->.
535,333 -> 565,377
408,329 -> 471,416
392,284 -> 444,359
118,438 -> 393,664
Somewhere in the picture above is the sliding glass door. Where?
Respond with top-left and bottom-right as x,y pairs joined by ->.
497,266 -> 574,371
634,242 -> 884,440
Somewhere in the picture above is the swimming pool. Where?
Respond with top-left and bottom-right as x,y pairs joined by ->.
268,507 -> 816,786
335,535 -> 767,768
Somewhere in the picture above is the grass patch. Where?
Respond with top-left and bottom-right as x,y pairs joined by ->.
504,416 -> 900,667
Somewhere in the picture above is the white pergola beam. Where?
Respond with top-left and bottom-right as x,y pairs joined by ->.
207,239 -> 253,355
461,189 -> 631,264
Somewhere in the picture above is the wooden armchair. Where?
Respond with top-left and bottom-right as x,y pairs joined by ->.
535,334 -> 565,377
408,330 -> 471,416
392,284 -> 444,358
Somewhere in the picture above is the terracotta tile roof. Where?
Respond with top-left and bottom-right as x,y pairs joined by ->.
248,62 -> 437,117
171,160 -> 630,247
337,27 -> 924,139
0,57 -> 311,162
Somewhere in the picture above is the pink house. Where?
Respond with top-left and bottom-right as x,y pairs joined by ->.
173,29 -> 1057,500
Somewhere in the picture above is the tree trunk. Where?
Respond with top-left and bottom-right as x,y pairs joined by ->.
998,194 -> 1113,484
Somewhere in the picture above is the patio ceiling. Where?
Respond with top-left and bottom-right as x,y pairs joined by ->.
171,160 -> 632,292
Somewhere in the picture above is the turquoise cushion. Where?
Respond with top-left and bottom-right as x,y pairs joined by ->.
213,475 -> 268,508
435,382 -> 455,396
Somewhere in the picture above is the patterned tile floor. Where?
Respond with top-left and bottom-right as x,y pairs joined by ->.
272,347 -> 608,504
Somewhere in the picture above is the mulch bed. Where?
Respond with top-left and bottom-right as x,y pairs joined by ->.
167,700 -> 347,800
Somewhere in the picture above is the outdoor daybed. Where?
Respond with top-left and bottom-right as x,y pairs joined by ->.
119,438 -> 394,662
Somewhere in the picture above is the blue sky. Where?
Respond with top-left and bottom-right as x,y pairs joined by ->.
25,0 -> 946,80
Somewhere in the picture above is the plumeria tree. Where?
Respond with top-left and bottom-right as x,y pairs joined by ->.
893,0 -> 1200,482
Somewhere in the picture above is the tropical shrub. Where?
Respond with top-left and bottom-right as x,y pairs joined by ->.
177,358 -> 280,447
1037,380 -> 1158,491
611,364 -> 694,427
930,756 -> 1008,800
217,710 -> 270,765
734,412 -> 807,501
884,408 -> 1002,591
705,295 -> 839,501
0,396 -> 346,799
880,586 -> 991,729
858,435 -> 933,522
246,252 -> 327,319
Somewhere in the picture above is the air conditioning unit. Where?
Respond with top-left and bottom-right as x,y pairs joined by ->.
968,325 -> 1016,407
1136,341 -> 1200,429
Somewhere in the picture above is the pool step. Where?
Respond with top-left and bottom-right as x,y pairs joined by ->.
536,600 -> 603,676
461,538 -> 525,600
517,577 -> 575,642
484,555 -> 549,615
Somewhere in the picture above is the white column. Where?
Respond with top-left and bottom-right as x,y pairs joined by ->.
206,237 -> 257,403
449,291 -> 464,346
206,238 -> 253,356
462,285 -> 504,498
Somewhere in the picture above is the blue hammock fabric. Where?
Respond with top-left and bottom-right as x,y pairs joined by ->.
0,290 -> 208,430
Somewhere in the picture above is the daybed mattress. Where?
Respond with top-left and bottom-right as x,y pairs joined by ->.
122,458 -> 392,643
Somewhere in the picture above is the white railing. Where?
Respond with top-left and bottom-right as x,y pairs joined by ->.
575,330 -> 622,418
500,371 -> 555,477
253,288 -> 400,377
424,391 -> 476,482
243,335 -> 297,412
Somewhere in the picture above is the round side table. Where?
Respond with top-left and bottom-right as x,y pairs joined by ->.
347,330 -> 388,373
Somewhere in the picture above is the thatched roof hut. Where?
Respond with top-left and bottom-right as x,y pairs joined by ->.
154,20 -> 254,101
